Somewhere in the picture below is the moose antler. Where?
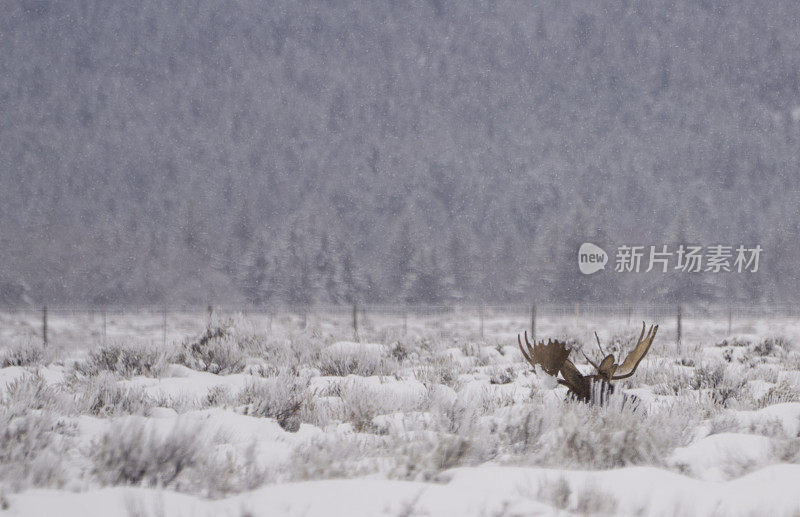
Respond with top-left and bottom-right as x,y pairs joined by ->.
517,331 -> 570,376
517,322 -> 658,403
587,322 -> 659,381
517,332 -> 592,400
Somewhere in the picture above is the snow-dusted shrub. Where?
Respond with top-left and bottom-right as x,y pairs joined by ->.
745,364 -> 780,384
327,378 -> 428,432
390,341 -> 410,362
488,365 -> 515,385
475,385 -> 517,414
77,341 -> 168,377
79,375 -> 155,416
239,372 -> 311,432
490,404 -> 546,454
198,443 -> 272,497
0,411 -> 68,490
2,373 -> 66,412
772,437 -> 800,463
414,354 -> 460,388
745,418 -> 787,439
536,477 -> 572,510
244,362 -> 281,378
534,394 -> 693,469
287,430 -> 479,483
690,363 -> 726,390
755,380 -> 799,408
287,435 -> 380,481
691,363 -> 746,407
752,336 -> 791,357
573,483 -> 619,515
316,342 -> 390,377
90,420 -> 204,489
205,384 -> 236,407
716,337 -> 752,348
92,418 -> 270,496
650,364 -> 693,396
536,478 -> 618,515
0,340 -> 45,367
333,381 -> 389,432
707,414 -> 741,436
390,433 -> 475,481
175,324 -> 246,375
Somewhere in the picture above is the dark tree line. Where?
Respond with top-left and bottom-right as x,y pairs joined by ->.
1,0 -> 799,306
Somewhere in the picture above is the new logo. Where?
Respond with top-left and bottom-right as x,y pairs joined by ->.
578,243 -> 608,275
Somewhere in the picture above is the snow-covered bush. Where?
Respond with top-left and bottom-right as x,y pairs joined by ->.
327,377 -> 428,432
79,375 -> 155,416
239,372 -> 311,432
77,341 -> 168,377
536,478 -> 619,515
90,420 -> 204,489
0,411 -> 69,490
534,394 -> 694,469
0,340 -> 45,367
2,373 -> 66,412
755,380 -> 799,408
331,381 -> 391,432
413,354 -> 460,388
316,341 -> 391,377
691,363 -> 747,407
490,403 -> 547,455
175,324 -> 246,375
204,384 -> 236,407
488,365 -> 515,385
287,434 -> 379,481
752,336 -> 791,357
390,433 -> 476,481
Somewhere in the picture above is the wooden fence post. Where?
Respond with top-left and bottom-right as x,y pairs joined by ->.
42,305 -> 48,346
352,304 -> 358,338
102,310 -> 107,346
162,306 -> 167,347
479,306 -> 485,339
676,304 -> 682,354
530,304 -> 536,342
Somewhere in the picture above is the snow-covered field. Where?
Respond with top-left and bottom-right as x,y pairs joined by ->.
2,310 -> 800,516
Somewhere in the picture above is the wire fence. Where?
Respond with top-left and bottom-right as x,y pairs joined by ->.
2,303 -> 799,351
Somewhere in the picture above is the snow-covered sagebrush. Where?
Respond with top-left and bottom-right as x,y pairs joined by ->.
1,312 -> 800,516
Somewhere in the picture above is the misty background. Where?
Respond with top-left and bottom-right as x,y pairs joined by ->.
1,0 -> 799,307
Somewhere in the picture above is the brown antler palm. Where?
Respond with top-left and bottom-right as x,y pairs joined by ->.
517,332 -> 592,400
517,322 -> 658,402
585,322 -> 659,381
517,332 -> 570,376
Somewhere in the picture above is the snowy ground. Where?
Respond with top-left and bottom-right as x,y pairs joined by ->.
2,310 -> 800,516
